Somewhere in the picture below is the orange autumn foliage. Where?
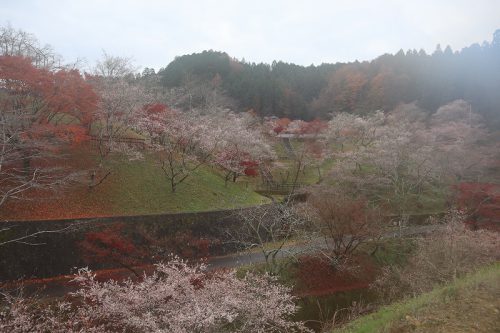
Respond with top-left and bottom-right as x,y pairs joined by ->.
0,55 -> 97,144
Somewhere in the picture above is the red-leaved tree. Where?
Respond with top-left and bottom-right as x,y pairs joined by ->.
0,55 -> 97,207
79,223 -> 146,277
455,182 -> 500,231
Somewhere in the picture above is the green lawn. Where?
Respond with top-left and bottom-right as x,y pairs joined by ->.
108,155 -> 269,214
0,146 -> 269,220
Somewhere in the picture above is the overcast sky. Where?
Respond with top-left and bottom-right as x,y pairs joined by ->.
2,0 -> 499,71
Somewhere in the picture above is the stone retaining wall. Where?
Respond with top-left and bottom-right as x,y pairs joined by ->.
0,206 -> 265,281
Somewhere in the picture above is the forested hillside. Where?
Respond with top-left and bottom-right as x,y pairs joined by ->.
1,5 -> 500,330
157,30 -> 500,126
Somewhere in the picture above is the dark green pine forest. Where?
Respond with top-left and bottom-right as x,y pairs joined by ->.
153,29 -> 500,126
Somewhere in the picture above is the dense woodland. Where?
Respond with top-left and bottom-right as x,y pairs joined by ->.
156,30 -> 500,125
0,24 -> 499,333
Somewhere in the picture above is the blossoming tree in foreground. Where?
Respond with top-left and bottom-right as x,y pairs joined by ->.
0,258 -> 310,333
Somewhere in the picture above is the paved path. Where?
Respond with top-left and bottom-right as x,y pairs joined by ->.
5,224 -> 440,298
207,224 -> 440,269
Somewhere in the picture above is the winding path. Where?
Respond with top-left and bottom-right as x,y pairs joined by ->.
5,224 -> 439,298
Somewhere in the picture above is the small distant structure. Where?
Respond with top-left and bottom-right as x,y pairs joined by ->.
263,115 -> 279,121
90,136 -> 146,149
276,133 -> 326,140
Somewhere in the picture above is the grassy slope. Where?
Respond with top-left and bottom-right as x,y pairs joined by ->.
109,156 -> 268,214
333,263 -> 500,333
0,145 -> 269,220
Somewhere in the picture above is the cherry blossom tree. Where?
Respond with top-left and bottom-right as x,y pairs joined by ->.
427,100 -> 497,182
0,258 -> 310,332
133,78 -> 251,192
88,54 -> 150,188
272,119 -> 329,191
326,111 -> 384,154
326,101 -> 496,223
211,111 -> 275,185
228,201 -> 308,275
135,107 -> 218,193
161,74 -> 236,114
327,110 -> 439,222
295,119 -> 329,181
94,51 -> 136,78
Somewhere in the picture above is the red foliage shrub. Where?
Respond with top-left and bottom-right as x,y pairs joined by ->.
240,160 -> 259,176
298,119 -> 328,135
454,182 -> 500,231
79,223 -> 146,271
294,255 -> 376,296
277,117 -> 291,128
273,125 -> 284,134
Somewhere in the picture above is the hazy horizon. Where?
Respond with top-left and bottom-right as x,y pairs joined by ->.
2,0 -> 500,71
